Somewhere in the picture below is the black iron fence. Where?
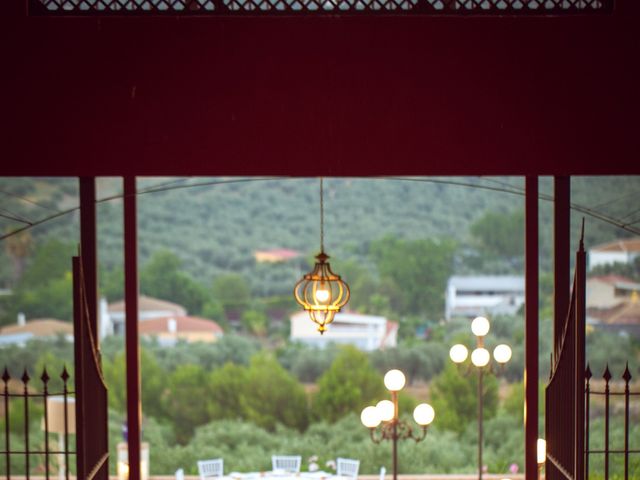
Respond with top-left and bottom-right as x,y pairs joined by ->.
585,363 -> 640,480
1,366 -> 75,480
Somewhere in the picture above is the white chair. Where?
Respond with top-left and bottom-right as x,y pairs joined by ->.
198,458 -> 224,480
176,469 -> 185,480
272,455 -> 302,473
379,466 -> 386,480
336,458 -> 360,479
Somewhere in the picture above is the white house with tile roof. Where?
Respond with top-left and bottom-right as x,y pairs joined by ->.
290,311 -> 397,351
589,237 -> 640,270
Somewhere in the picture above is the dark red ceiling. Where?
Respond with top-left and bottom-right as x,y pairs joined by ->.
1,0 -> 639,176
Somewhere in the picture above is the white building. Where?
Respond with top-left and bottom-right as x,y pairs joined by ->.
445,275 -> 525,320
586,275 -> 640,309
588,237 -> 640,270
105,295 -> 188,336
290,311 -> 398,351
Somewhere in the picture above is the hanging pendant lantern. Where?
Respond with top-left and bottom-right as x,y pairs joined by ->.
294,179 -> 350,334
294,251 -> 350,334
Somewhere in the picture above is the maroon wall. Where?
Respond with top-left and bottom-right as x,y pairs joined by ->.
1,0 -> 639,176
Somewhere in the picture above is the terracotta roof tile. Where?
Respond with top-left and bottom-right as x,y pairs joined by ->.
0,319 -> 72,337
591,238 -> 640,253
589,274 -> 638,285
138,316 -> 223,334
108,295 -> 187,314
587,299 -> 640,325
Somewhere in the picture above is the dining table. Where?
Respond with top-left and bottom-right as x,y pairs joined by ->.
227,471 -> 345,480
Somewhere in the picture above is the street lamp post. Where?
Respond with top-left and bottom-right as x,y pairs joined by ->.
360,369 -> 435,480
537,438 -> 546,480
449,316 -> 512,480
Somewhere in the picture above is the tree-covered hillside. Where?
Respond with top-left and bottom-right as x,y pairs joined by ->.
1,176 -> 637,299
1,177 -> 639,478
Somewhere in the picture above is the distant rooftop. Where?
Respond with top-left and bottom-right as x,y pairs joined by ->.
108,295 -> 187,315
588,275 -> 640,290
138,315 -> 223,335
0,319 -> 73,337
448,275 -> 524,291
254,248 -> 301,263
590,238 -> 640,253
588,295 -> 640,326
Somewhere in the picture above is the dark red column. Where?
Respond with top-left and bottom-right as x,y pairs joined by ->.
77,177 -> 109,479
77,178 -> 95,480
525,176 -> 539,480
124,176 -> 142,480
79,177 -> 98,341
554,176 -> 571,362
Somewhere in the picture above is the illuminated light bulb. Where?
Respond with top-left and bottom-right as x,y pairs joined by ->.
384,369 -> 406,392
376,400 -> 395,422
360,406 -> 381,428
449,344 -> 469,363
493,344 -> 512,364
471,316 -> 490,337
537,438 -> 546,464
118,462 -> 130,480
413,403 -> 435,426
471,347 -> 490,367
315,287 -> 330,303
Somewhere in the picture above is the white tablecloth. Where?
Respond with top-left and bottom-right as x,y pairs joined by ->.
227,471 -> 343,480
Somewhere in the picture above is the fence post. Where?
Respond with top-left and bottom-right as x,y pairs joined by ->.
603,365 -> 611,480
22,369 -> 30,480
42,368 -> 51,480
585,365 -> 591,480
3,368 -> 11,480
623,364 -> 631,480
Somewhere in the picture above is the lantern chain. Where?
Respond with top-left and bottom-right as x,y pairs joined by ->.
320,177 -> 324,253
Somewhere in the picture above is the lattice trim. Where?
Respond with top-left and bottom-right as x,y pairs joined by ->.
31,0 -> 612,14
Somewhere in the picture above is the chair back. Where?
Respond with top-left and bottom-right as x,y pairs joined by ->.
198,458 -> 224,480
272,455 -> 302,473
336,458 -> 360,479
379,466 -> 386,480
176,469 -> 185,480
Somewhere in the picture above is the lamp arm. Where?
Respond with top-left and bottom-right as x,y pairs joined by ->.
396,420 -> 428,443
453,362 -> 475,377
369,427 -> 384,444
407,425 -> 428,443
486,359 -> 510,376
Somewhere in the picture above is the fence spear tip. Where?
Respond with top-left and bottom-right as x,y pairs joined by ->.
61,365 -> 70,382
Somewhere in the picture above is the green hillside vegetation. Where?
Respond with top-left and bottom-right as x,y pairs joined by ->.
1,176 -> 637,324
2,177 -> 637,286
0,329 -> 637,477
97,176 -> 640,284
